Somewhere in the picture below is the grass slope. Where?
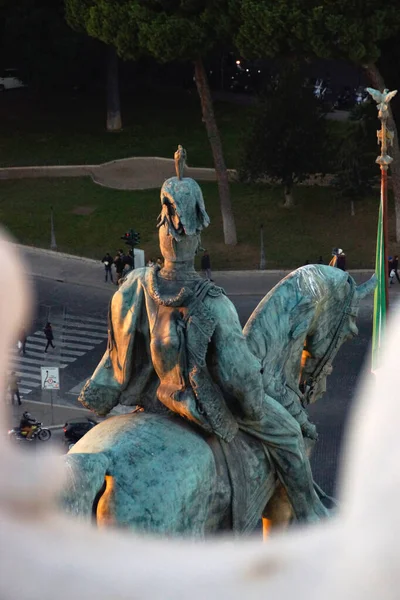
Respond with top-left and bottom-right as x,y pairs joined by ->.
1,177 -> 397,269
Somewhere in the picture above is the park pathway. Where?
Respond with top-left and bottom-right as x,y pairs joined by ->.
0,155 -> 332,190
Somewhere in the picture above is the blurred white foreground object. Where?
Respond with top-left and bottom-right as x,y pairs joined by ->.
0,228 -> 399,600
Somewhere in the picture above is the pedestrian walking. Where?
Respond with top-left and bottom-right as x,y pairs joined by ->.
156,257 -> 164,268
43,322 -> 55,352
102,252 -> 114,283
18,328 -> 27,355
114,250 -> 125,286
392,255 -> 400,284
201,250 -> 213,280
9,371 -> 21,406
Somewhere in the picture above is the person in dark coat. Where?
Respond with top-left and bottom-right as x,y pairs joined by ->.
201,250 -> 212,280
102,253 -> 114,283
114,251 -> 125,286
9,371 -> 21,406
392,255 -> 400,284
43,322 -> 55,352
336,252 -> 346,271
19,411 -> 38,439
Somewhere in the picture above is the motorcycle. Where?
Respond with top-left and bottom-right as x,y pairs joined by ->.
8,422 -> 52,443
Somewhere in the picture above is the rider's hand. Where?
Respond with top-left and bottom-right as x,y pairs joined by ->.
301,420 -> 318,441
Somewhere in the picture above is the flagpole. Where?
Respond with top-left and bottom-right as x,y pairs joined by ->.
366,87 -> 397,315
381,146 -> 389,314
366,87 -> 397,371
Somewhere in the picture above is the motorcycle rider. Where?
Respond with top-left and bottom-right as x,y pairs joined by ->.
19,411 -> 38,440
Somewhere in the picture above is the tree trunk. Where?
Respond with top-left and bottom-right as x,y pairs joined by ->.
350,199 -> 355,217
283,181 -> 294,208
364,63 -> 400,242
106,45 -> 122,132
194,58 -> 237,245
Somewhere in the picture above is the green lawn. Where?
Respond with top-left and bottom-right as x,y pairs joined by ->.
1,177 -> 397,269
0,89 -> 251,169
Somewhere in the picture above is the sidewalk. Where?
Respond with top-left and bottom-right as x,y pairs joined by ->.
16,243 -> 376,296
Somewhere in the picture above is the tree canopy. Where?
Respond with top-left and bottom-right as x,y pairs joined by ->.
239,67 -> 329,207
65,0 -> 237,62
332,103 -> 377,207
235,0 -> 400,241
65,0 -> 239,245
235,0 -> 400,65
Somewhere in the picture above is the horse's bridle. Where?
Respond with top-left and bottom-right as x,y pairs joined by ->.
288,275 -> 357,408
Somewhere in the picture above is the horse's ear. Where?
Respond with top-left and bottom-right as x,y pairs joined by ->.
357,275 -> 377,300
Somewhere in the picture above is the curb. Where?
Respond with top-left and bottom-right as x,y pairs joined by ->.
16,243 -> 99,266
16,245 -> 376,275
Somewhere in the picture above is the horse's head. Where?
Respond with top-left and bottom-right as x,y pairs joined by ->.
299,267 -> 376,404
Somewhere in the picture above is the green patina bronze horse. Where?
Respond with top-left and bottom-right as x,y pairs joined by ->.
62,264 -> 374,536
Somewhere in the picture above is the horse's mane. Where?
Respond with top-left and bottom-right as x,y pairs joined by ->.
243,265 -> 353,404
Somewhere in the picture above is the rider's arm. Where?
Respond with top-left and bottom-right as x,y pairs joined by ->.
206,294 -> 264,421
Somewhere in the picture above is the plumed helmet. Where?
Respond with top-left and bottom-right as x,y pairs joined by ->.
158,176 -> 210,241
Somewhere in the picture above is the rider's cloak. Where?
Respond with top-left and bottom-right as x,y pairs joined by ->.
79,267 -> 269,442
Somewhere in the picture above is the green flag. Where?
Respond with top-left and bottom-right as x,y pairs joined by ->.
371,199 -> 386,372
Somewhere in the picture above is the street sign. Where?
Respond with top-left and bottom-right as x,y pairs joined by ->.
41,366 -> 60,390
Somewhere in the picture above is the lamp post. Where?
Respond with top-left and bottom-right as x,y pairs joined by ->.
50,206 -> 57,251
260,224 -> 266,270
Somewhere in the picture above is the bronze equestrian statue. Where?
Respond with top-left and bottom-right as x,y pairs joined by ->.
62,148 -> 375,536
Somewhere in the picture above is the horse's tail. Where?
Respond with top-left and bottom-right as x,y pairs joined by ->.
61,452 -> 110,521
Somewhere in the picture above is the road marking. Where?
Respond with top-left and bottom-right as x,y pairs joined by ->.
24,340 -> 86,356
31,332 -> 97,349
20,380 -> 40,388
11,351 -> 75,364
62,329 -> 108,339
11,312 -> 107,397
61,315 -> 106,326
13,370 -> 42,381
12,356 -> 69,368
51,320 -> 108,334
61,334 -> 104,344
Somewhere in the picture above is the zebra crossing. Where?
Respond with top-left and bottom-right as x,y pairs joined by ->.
10,313 -> 108,396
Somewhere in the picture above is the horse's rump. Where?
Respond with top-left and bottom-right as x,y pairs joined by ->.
64,411 -> 276,536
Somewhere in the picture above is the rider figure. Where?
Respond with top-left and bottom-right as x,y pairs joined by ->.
80,151 -> 329,524
19,411 -> 37,440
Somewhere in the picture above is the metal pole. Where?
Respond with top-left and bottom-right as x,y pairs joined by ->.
260,224 -> 266,270
50,206 -> 57,251
50,389 -> 54,426
381,164 -> 389,314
